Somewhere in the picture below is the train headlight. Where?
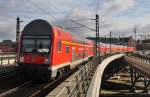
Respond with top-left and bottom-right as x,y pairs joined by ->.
19,56 -> 24,63
44,58 -> 49,64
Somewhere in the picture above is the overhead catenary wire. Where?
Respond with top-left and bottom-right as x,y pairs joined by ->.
45,0 -> 78,22
27,0 -> 68,18
45,0 -> 58,16
70,19 -> 96,31
30,0 -> 74,29
67,0 -> 99,30
45,0 -> 60,12
26,0 -> 65,27
0,0 -> 107,43
25,0 -> 100,30
27,0 -> 51,16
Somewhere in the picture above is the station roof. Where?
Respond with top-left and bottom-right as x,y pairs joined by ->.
87,36 -> 132,45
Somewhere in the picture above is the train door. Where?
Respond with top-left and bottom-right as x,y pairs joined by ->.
72,47 -> 75,62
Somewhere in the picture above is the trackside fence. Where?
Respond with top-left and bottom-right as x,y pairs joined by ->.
0,52 -> 16,74
0,52 -> 16,66
54,54 -> 111,97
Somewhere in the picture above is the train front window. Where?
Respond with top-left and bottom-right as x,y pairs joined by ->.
22,38 -> 50,54
22,39 -> 35,53
36,39 -> 50,53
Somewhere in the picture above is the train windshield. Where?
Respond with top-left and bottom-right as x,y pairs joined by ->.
22,38 -> 50,54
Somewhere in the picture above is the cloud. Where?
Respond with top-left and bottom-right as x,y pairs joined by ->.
104,0 -> 135,15
0,16 -> 16,41
98,0 -> 150,37
0,0 -> 22,15
0,0 -> 150,41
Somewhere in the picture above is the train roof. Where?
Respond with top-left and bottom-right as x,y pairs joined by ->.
53,27 -> 93,45
22,19 -> 93,45
22,19 -> 53,36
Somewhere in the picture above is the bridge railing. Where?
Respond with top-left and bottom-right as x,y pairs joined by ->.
129,53 -> 150,64
55,54 -> 110,97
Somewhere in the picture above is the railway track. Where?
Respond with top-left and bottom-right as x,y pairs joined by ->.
0,81 -> 32,97
0,65 -> 78,97
0,64 -> 17,81
100,93 -> 150,97
0,72 -> 28,95
0,70 -> 16,81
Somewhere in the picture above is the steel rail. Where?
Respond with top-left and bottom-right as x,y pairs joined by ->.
0,81 -> 32,97
0,69 -> 16,80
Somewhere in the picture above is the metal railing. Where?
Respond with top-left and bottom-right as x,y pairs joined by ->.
54,55 -> 110,97
0,52 -> 16,74
131,53 -> 150,64
0,52 -> 16,66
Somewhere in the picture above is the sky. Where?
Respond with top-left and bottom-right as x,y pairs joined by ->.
0,0 -> 150,41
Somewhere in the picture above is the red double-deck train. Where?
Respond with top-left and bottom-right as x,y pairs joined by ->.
17,19 -> 135,81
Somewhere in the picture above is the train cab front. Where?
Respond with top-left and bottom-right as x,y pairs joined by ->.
17,19 -> 53,81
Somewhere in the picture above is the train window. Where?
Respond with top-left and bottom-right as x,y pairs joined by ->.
22,38 -> 50,54
36,39 -> 50,53
22,39 -> 35,53
57,40 -> 62,52
66,46 -> 70,53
